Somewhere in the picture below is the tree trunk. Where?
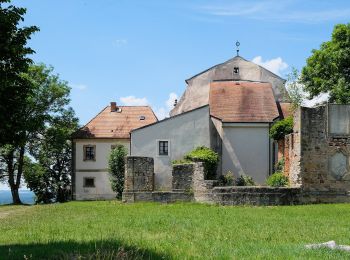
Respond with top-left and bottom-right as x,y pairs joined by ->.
6,146 -> 24,205
10,187 -> 22,205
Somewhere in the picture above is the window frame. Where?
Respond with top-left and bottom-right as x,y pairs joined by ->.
157,140 -> 170,157
83,177 -> 95,188
83,145 -> 96,161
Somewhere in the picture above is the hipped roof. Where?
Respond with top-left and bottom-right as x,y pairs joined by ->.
209,81 -> 280,123
72,106 -> 157,139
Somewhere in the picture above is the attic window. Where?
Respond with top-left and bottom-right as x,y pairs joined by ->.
116,107 -> 122,113
139,115 -> 146,120
233,67 -> 239,74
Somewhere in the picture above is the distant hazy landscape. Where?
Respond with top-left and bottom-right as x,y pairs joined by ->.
0,190 -> 35,205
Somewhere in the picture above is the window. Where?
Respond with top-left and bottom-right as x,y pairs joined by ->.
83,145 -> 96,161
84,177 -> 95,187
158,141 -> 169,156
233,67 -> 239,74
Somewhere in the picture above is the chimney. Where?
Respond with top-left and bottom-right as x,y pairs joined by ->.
110,102 -> 117,112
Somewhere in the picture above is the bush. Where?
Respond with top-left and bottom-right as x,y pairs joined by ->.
275,158 -> 285,172
266,172 -> 289,187
184,146 -> 219,179
269,116 -> 293,140
172,159 -> 191,165
108,145 -> 128,199
236,174 -> 255,186
218,171 -> 235,186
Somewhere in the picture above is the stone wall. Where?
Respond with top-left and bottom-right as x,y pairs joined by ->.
172,164 -> 194,192
124,156 -> 154,192
289,105 -> 350,203
212,186 -> 301,206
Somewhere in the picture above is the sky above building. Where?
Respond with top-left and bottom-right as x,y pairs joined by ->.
1,0 -> 350,190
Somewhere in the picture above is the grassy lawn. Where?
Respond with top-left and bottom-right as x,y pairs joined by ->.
1,202 -> 350,259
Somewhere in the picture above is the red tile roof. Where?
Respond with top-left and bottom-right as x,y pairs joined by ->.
279,102 -> 293,119
209,81 -> 279,122
73,105 -> 157,139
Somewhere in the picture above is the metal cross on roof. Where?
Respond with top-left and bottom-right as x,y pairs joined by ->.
236,41 -> 240,56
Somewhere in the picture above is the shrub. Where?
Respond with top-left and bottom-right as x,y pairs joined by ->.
108,145 -> 128,199
269,116 -> 293,140
172,159 -> 191,165
266,172 -> 289,187
184,146 -> 219,179
275,158 -> 285,172
218,171 -> 235,186
236,174 -> 255,186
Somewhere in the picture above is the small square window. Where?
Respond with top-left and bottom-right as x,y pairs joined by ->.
83,145 -> 96,161
84,177 -> 95,188
159,141 -> 169,156
233,67 -> 239,74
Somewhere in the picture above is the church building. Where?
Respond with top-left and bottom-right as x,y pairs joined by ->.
131,53 -> 291,189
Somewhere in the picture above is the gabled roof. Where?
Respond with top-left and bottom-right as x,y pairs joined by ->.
209,81 -> 279,123
72,106 -> 158,139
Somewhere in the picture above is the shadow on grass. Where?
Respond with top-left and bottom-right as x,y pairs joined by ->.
0,239 -> 169,260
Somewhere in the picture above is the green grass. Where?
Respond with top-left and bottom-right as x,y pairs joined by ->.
1,202 -> 350,259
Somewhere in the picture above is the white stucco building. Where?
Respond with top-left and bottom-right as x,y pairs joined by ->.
131,55 -> 291,188
72,102 -> 157,200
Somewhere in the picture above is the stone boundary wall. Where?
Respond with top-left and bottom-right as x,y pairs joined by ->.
212,186 -> 301,206
288,105 -> 350,203
124,156 -> 154,192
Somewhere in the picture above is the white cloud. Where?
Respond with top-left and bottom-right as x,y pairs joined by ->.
155,92 -> 178,120
166,92 -> 178,110
119,93 -> 178,120
252,56 -> 288,76
70,83 -> 87,91
120,96 -> 149,106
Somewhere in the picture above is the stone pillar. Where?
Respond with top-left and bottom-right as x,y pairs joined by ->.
124,156 -> 154,192
172,163 -> 194,192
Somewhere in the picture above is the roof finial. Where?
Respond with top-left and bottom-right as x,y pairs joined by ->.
235,41 -> 240,56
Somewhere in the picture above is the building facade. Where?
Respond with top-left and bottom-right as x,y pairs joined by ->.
72,102 -> 157,200
131,55 -> 290,189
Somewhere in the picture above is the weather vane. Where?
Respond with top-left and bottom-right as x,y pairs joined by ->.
236,41 -> 240,56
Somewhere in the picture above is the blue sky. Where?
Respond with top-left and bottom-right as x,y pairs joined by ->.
1,0 -> 350,189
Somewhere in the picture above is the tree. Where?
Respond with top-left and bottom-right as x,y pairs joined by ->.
24,109 -> 78,203
0,0 -> 39,146
0,64 -> 72,204
301,23 -> 350,103
285,67 -> 305,110
108,145 -> 127,199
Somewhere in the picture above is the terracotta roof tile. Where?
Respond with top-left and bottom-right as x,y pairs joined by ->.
209,81 -> 279,122
279,102 -> 293,119
73,106 -> 157,139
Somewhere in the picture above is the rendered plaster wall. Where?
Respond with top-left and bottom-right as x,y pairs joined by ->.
221,123 -> 271,184
171,56 -> 287,116
131,106 -> 211,190
73,138 -> 129,200
295,105 -> 350,202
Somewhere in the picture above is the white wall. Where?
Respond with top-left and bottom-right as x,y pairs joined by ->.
74,139 -> 129,200
221,123 -> 271,184
131,106 -> 211,190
